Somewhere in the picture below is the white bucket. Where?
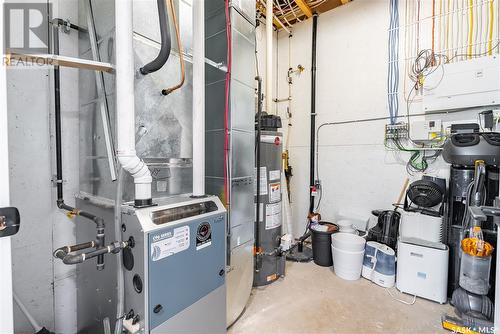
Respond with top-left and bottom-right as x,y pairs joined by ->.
331,232 -> 366,252
331,246 -> 365,280
331,233 -> 366,281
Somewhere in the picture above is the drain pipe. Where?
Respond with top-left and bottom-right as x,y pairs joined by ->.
309,14 -> 318,214
116,0 -> 153,206
192,0 -> 205,197
265,0 -> 273,114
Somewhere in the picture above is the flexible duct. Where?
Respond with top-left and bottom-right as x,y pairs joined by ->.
116,0 -> 153,205
140,0 -> 171,75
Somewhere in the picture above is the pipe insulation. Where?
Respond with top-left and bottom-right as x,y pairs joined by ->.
140,0 -> 171,75
115,0 -> 153,204
266,0 -> 273,114
192,0 -> 205,197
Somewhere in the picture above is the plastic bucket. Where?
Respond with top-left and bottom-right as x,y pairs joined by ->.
310,222 -> 339,267
331,233 -> 366,252
331,245 -> 365,281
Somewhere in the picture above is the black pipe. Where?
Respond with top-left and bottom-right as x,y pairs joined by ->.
53,241 -> 95,260
309,14 -> 318,214
52,18 -> 86,33
255,76 -> 263,263
52,20 -> 107,270
140,0 -> 171,75
61,241 -> 126,265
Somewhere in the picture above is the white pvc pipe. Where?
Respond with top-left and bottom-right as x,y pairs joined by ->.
0,0 -> 14,331
266,0 -> 273,114
192,0 -> 205,197
115,0 -> 152,201
13,292 -> 42,333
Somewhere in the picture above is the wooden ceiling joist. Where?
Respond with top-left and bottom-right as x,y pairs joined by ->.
294,0 -> 313,18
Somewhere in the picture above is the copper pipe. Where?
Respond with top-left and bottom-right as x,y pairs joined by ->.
162,0 -> 185,95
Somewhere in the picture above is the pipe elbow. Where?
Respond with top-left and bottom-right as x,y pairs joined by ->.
53,248 -> 67,260
118,155 -> 152,184
63,254 -> 85,265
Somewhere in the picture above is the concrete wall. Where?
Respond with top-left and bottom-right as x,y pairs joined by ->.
8,1 -> 80,333
270,0 -> 483,237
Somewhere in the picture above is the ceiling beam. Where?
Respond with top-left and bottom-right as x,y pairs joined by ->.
295,0 -> 313,18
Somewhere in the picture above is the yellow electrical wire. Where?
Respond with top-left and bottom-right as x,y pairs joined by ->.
468,0 -> 474,59
488,0 -> 494,55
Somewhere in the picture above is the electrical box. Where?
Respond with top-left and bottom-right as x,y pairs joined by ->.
411,119 -> 442,143
423,55 -> 500,112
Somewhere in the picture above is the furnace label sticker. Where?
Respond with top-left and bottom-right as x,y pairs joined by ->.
151,226 -> 190,261
254,167 -> 268,196
265,203 -> 282,230
268,182 -> 281,203
269,170 -> 281,181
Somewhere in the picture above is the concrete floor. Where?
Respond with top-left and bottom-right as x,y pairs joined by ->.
229,262 -> 454,334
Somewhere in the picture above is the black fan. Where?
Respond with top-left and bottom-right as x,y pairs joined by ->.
405,178 -> 445,209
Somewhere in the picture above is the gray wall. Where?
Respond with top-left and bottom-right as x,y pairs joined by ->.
8,1 -> 80,333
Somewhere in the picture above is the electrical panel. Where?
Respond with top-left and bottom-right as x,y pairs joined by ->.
411,119 -> 443,143
423,55 -> 500,112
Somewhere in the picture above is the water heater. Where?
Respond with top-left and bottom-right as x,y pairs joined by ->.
254,130 -> 286,286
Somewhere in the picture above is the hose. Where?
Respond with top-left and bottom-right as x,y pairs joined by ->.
161,0 -> 185,95
114,168 -> 125,334
140,0 -> 171,75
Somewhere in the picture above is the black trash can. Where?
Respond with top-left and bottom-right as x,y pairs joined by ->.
310,222 -> 339,267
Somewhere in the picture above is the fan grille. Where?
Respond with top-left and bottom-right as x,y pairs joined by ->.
407,180 -> 443,208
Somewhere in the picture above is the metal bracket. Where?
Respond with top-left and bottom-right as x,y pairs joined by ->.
51,175 -> 65,187
62,19 -> 71,34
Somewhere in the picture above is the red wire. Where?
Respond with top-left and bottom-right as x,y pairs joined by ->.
224,0 -> 232,207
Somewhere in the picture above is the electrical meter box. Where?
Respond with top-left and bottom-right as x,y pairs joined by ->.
423,55 -> 500,112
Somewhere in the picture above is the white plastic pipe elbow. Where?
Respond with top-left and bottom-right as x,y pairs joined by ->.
117,154 -> 152,200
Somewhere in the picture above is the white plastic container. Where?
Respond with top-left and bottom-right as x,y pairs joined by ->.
331,233 -> 366,281
337,219 -> 356,233
331,232 -> 366,252
459,251 -> 492,295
